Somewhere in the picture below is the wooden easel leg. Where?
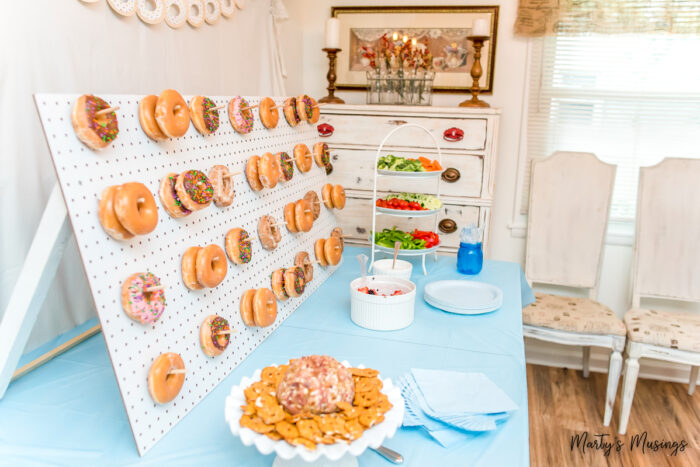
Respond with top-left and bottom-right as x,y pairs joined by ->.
0,184 -> 71,399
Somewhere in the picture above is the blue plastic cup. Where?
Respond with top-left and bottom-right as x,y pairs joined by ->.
457,242 -> 483,275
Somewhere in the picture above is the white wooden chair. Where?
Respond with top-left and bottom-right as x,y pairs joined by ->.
523,152 -> 626,426
618,158 -> 700,434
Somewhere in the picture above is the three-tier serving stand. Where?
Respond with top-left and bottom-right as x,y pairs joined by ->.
369,124 -> 443,275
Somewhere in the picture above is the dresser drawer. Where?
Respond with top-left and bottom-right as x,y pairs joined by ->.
338,197 -> 481,250
327,148 -> 484,199
319,114 -> 488,151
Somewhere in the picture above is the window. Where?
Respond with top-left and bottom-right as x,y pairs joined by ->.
522,34 -> 700,221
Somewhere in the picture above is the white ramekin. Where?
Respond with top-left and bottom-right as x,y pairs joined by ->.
371,259 -> 413,280
350,275 -> 416,331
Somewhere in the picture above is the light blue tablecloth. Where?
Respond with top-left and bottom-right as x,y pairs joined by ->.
0,247 -> 533,467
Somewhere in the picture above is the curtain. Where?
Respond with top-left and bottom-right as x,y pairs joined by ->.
515,0 -> 700,36
0,0 -> 287,353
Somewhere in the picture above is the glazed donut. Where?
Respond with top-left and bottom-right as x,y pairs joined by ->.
200,315 -> 230,357
273,153 -> 292,184
139,95 -> 167,141
98,186 -> 134,240
225,227 -> 252,264
293,144 -> 312,173
284,266 -> 305,298
72,95 -> 119,150
228,96 -> 254,134
295,251 -> 314,283
107,0 -> 136,16
159,173 -> 191,218
136,0 -> 165,24
257,152 -> 279,189
113,182 -> 159,235
182,246 -> 203,290
175,169 -> 214,211
245,155 -> 264,192
270,268 -> 288,301
189,96 -> 220,135
186,0 -> 205,27
313,142 -> 331,169
295,94 -> 313,122
314,238 -> 328,267
324,236 -> 343,266
253,288 -> 277,327
304,191 -> 321,220
240,289 -> 256,326
208,165 -> 235,207
164,0 -> 187,28
203,0 -> 220,24
196,244 -> 227,288
219,0 -> 235,17
321,184 -> 333,209
295,199 -> 314,233
331,185 -> 346,209
257,215 -> 281,250
148,353 -> 185,404
331,227 -> 344,252
155,89 -> 190,138
283,97 -> 300,127
259,97 -> 279,129
283,202 -> 298,233
308,97 -> 321,124
121,272 -> 166,324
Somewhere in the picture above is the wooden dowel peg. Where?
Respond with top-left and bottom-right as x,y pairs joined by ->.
168,369 -> 186,375
145,286 -> 165,292
240,104 -> 259,111
211,105 -> 225,111
95,106 -> 119,116
217,329 -> 236,335
223,171 -> 241,179
311,103 -> 328,109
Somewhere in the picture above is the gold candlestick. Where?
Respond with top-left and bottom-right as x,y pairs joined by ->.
319,48 -> 345,104
459,35 -> 490,108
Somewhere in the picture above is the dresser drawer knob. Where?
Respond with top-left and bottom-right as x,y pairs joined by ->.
438,219 -> 457,234
317,123 -> 334,137
441,168 -> 461,183
443,127 -> 464,142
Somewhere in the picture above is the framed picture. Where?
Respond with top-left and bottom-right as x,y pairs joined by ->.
331,5 -> 499,94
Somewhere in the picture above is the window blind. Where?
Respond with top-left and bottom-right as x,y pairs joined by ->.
522,33 -> 700,220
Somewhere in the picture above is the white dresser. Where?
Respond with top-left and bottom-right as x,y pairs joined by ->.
320,104 -> 501,255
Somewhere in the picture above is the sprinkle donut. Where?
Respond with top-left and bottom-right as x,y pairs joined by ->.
324,236 -> 343,266
203,0 -> 221,24
121,272 -> 166,324
164,0 -> 187,28
182,246 -> 203,290
196,244 -> 227,288
98,186 -> 134,240
313,142 -> 331,169
219,0 -> 235,17
186,0 -> 205,27
331,185 -> 346,209
72,95 -> 119,150
258,215 -> 281,250
158,173 -> 191,218
113,182 -> 159,235
200,315 -> 230,357
304,191 -> 321,220
107,0 -> 136,16
259,97 -> 279,129
296,94 -> 313,122
283,97 -> 300,127
189,96 -> 220,135
314,238 -> 328,267
228,96 -> 254,134
295,199 -> 314,233
155,89 -> 190,138
257,152 -> 280,189
148,353 -> 185,404
283,202 -> 298,233
271,268 -> 288,301
136,0 -> 165,24
245,155 -> 263,192
175,169 -> 213,211
284,266 -> 305,298
240,289 -> 256,326
278,152 -> 294,182
295,251 -> 314,283
294,144 -> 312,173
139,95 -> 167,141
225,227 -> 252,264
308,97 -> 321,124
253,288 -> 277,327
208,165 -> 235,207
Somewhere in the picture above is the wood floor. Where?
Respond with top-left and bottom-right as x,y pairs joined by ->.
527,364 -> 700,467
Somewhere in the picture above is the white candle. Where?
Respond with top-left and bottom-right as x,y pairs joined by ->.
471,18 -> 490,37
325,18 -> 340,49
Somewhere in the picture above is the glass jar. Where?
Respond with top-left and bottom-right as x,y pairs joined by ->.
457,242 -> 483,275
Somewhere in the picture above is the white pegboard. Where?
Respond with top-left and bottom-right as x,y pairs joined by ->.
34,93 -> 339,455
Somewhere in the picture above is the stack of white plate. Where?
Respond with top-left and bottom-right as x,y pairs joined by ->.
424,280 -> 503,315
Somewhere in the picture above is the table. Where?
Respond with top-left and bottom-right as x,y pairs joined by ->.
0,247 -> 534,466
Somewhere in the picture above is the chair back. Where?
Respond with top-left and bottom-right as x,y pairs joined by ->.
525,152 -> 616,295
632,158 -> 700,306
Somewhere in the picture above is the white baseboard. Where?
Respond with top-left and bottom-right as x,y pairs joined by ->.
525,338 -> 697,385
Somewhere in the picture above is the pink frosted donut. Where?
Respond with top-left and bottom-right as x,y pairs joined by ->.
121,272 -> 166,324
228,96 -> 254,134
